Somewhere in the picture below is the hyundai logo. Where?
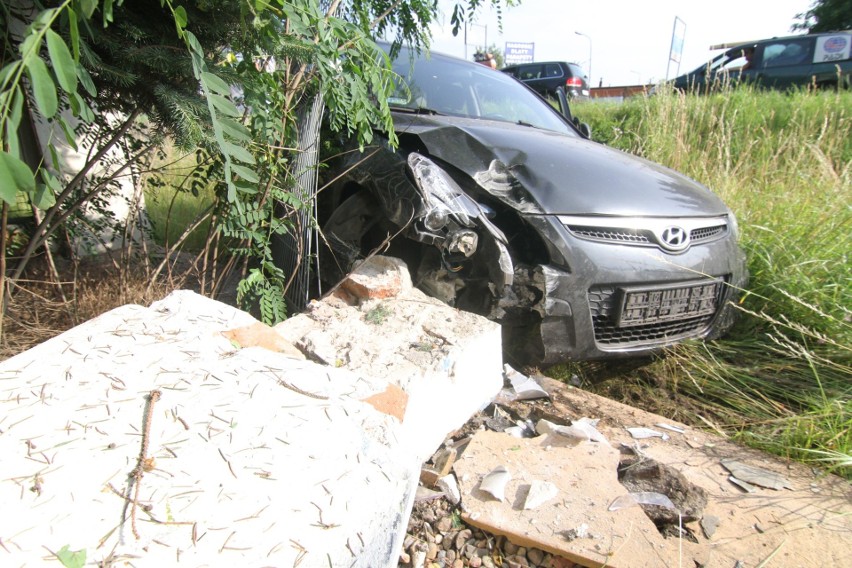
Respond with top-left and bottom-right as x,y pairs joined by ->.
660,226 -> 690,251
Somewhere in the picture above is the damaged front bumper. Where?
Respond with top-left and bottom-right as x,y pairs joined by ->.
495,215 -> 749,365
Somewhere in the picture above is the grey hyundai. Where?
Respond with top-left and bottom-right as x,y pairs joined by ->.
299,45 -> 748,366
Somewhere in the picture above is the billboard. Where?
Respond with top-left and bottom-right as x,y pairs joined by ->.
505,42 -> 535,65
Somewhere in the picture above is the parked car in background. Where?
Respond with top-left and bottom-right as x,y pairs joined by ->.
673,30 -> 852,92
294,45 -> 747,366
502,61 -> 590,99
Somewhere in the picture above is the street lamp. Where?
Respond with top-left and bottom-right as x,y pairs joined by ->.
575,31 -> 592,85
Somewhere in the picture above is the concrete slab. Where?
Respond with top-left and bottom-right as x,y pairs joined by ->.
0,257 -> 503,567
455,377 -> 852,567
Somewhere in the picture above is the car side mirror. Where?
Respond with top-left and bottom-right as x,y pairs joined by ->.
576,120 -> 592,140
555,87 -> 573,121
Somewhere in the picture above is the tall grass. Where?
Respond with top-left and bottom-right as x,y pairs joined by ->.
572,86 -> 851,477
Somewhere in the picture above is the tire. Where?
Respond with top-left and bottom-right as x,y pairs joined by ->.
317,191 -> 383,287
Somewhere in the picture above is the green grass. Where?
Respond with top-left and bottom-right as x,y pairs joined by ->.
564,85 -> 851,477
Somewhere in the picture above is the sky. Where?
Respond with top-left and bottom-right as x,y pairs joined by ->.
427,0 -> 814,86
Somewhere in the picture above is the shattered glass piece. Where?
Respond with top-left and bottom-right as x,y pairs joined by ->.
503,426 -> 527,438
727,475 -> 757,493
570,419 -> 609,445
631,491 -> 677,510
721,459 -> 793,490
535,419 -> 587,446
502,364 -> 549,401
437,474 -> 461,505
626,427 -> 667,439
608,491 -> 678,512
479,465 -> 511,501
608,493 -> 638,511
523,480 -> 558,510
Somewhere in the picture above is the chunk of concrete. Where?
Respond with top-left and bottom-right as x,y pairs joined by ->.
0,256 -> 502,567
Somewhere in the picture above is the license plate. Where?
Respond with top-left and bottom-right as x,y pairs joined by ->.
617,280 -> 720,327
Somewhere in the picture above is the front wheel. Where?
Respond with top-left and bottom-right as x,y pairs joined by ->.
318,191 -> 383,288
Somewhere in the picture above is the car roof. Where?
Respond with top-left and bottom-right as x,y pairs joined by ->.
715,29 -> 851,51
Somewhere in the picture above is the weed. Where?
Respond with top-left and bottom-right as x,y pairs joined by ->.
55,545 -> 86,568
364,304 -> 391,325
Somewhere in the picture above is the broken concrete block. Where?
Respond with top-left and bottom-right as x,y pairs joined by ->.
0,274 -> 503,568
618,456 -> 708,523
341,255 -> 413,300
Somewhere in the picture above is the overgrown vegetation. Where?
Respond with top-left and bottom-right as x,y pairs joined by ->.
564,85 -> 851,477
0,0 -> 516,337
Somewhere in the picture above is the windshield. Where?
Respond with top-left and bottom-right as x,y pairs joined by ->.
387,47 -> 576,136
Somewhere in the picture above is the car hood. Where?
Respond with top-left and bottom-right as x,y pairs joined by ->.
393,114 -> 729,217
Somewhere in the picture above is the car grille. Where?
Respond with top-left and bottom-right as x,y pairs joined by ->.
588,278 -> 727,347
570,227 -> 652,244
690,224 -> 727,243
562,218 -> 729,251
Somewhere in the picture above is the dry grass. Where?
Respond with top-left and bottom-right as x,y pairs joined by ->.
0,253 -> 192,361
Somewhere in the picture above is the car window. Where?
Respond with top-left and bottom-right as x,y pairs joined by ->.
388,49 -> 576,136
761,38 -> 814,68
519,64 -> 542,79
544,63 -> 563,78
567,63 -> 585,78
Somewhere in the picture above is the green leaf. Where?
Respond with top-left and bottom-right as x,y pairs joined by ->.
201,71 -> 230,96
78,0 -> 97,19
25,57 -> 58,118
174,6 -> 188,30
234,179 -> 259,194
0,61 -> 22,89
222,141 -> 255,164
0,151 -> 35,205
57,116 -> 79,150
32,169 -> 62,211
76,63 -> 96,96
231,163 -> 259,184
4,88 -> 24,157
209,93 -> 241,117
55,545 -> 87,568
69,92 -> 94,122
219,117 -> 251,142
48,143 -> 64,173
46,30 -> 77,93
68,8 -> 80,60
103,0 -> 115,26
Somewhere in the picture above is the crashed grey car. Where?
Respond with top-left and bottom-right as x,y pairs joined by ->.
309,46 -> 747,366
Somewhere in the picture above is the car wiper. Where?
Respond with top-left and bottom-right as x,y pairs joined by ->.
515,120 -> 537,128
390,106 -> 445,116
